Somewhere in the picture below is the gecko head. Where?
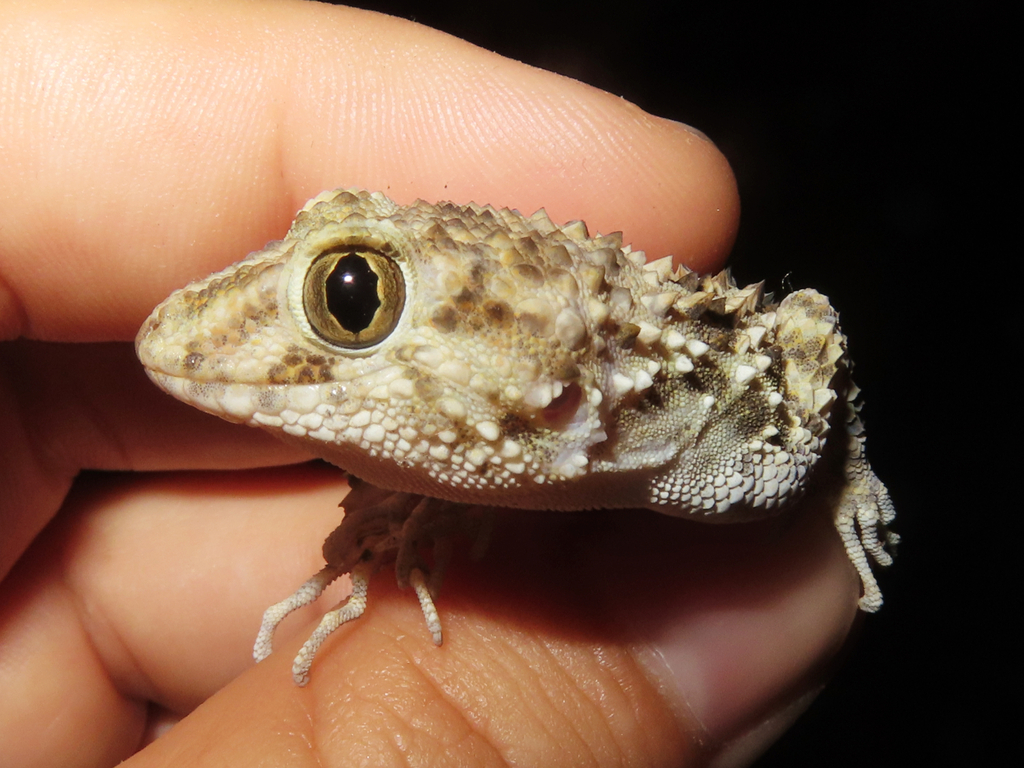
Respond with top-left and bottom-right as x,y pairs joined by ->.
136,189 -> 616,500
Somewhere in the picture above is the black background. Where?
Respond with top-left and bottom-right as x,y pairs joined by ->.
329,3 -> 1004,764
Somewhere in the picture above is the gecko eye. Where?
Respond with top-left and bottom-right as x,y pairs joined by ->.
303,248 -> 405,349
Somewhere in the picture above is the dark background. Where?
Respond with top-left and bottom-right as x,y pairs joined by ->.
332,3 -> 1003,764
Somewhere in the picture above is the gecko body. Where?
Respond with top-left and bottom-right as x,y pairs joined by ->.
136,189 -> 897,684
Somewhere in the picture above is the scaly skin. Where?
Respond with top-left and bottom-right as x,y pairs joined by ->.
136,189 -> 897,684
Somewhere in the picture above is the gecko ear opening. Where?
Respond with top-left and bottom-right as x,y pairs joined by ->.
302,246 -> 406,349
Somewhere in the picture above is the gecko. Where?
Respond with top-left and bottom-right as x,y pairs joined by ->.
136,188 -> 897,685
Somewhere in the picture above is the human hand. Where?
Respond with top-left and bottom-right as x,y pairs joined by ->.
0,2 -> 861,766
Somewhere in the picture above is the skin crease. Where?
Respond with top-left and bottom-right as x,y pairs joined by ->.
0,2 -> 863,767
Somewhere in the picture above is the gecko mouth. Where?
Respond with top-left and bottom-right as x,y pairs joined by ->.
141,368 -> 270,424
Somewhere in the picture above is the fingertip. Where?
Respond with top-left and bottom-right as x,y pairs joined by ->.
590,507 -> 859,752
281,29 -> 739,270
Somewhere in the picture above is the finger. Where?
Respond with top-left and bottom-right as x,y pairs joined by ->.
0,341 -> 306,580
4,464 -> 857,766
0,464 -> 351,766
0,0 -> 738,576
588,504 -> 861,761
0,0 -> 738,343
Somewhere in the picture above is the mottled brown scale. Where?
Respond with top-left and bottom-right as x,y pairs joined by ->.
413,375 -> 445,402
430,304 -> 459,333
616,323 -> 641,348
265,364 -> 288,384
483,300 -> 512,325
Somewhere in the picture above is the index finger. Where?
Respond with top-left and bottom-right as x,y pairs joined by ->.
0,0 -> 740,636
0,0 -> 738,344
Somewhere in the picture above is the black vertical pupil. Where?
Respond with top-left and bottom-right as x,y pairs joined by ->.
325,253 -> 379,333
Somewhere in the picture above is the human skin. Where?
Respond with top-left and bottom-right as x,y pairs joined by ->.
0,2 -> 862,767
